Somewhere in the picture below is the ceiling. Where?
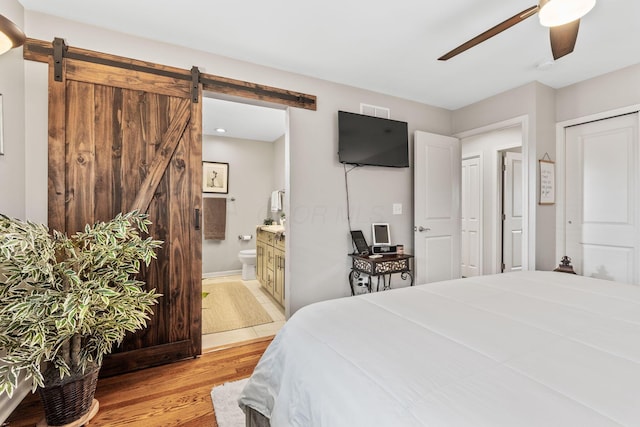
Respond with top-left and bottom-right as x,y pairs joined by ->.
17,0 -> 640,114
202,97 -> 286,142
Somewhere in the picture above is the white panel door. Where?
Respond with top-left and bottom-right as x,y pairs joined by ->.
461,157 -> 481,277
414,131 -> 461,284
565,113 -> 639,284
502,151 -> 523,272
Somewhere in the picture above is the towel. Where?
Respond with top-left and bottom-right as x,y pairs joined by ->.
271,190 -> 282,212
204,197 -> 226,240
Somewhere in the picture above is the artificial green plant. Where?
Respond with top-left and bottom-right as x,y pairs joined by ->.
0,211 -> 162,397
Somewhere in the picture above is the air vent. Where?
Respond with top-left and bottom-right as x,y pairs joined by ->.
360,103 -> 390,119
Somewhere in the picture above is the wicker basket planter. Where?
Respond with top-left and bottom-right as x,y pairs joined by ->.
37,365 -> 100,426
0,212 -> 162,425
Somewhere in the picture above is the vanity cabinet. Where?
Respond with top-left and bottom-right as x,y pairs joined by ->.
256,226 -> 285,307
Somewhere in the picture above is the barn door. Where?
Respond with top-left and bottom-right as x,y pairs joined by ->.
47,41 -> 202,376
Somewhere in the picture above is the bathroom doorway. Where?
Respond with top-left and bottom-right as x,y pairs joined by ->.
200,94 -> 288,350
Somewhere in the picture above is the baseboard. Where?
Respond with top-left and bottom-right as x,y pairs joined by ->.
202,270 -> 242,279
0,378 -> 30,424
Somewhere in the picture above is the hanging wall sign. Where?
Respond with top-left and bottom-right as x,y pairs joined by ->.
539,154 -> 555,205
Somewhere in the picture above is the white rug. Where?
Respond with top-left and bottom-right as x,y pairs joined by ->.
211,378 -> 249,427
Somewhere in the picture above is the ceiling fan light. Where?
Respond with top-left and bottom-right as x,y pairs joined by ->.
539,0 -> 596,27
0,14 -> 26,55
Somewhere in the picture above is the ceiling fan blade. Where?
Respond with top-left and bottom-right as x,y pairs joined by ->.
438,5 -> 539,61
550,19 -> 580,60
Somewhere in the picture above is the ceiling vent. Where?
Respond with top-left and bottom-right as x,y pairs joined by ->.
360,103 -> 390,119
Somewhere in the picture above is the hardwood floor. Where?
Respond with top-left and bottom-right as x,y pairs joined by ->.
7,338 -> 272,427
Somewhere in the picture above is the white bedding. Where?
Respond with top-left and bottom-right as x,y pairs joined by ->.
239,271 -> 640,426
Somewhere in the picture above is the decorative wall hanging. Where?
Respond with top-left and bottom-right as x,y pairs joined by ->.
539,153 -> 555,205
203,161 -> 229,194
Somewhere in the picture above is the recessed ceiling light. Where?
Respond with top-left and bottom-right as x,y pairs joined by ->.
215,128 -> 226,133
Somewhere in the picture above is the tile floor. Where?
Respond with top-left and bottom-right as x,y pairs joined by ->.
201,274 -> 286,351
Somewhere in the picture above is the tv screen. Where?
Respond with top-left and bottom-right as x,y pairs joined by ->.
338,111 -> 409,168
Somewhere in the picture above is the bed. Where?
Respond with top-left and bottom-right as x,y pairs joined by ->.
239,271 -> 640,426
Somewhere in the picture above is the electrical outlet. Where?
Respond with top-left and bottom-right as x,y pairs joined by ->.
393,203 -> 402,215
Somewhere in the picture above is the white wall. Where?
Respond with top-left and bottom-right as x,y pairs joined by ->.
0,1 -> 25,219
202,135 -> 274,274
461,126 -> 522,274
0,0 -> 30,422
21,12 -> 452,315
556,63 -> 640,122
452,81 -> 558,271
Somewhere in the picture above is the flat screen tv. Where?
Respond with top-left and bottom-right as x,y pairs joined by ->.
338,111 -> 409,168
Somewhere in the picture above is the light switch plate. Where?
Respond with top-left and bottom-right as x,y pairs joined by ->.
393,203 -> 402,215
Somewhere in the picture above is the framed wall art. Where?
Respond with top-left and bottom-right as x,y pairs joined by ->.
203,161 -> 229,194
539,155 -> 555,205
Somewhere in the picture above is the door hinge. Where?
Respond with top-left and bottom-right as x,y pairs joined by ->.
502,213 -> 506,220
501,263 -> 506,272
502,164 -> 506,172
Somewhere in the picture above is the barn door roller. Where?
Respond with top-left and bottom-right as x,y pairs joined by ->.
53,37 -> 67,82
191,66 -> 200,103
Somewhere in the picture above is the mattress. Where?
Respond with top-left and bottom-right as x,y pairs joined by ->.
239,271 -> 640,426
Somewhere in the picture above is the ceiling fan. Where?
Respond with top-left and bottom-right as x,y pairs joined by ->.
438,0 -> 596,61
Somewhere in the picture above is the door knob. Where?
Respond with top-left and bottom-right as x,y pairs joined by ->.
418,226 -> 431,232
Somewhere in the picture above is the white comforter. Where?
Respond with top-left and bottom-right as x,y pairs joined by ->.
239,271 -> 640,426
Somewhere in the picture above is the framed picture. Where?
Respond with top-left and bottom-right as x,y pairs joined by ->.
203,161 -> 229,194
539,159 -> 555,205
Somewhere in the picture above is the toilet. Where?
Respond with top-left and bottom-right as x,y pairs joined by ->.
238,249 -> 257,280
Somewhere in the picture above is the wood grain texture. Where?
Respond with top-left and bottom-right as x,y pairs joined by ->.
93,85 -> 120,222
7,339 -> 272,427
24,37 -> 317,110
47,58 -> 66,233
65,81 -> 96,233
65,58 -> 192,99
200,74 -> 317,110
129,99 -> 191,214
189,84 -> 204,356
167,96 -> 191,344
49,53 -> 202,375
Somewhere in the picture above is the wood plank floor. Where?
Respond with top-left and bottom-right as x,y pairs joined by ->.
6,338 -> 272,427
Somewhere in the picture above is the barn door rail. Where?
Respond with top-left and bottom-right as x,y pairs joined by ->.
24,37 -> 317,110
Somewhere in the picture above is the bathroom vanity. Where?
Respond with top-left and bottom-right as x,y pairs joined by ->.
256,225 -> 285,307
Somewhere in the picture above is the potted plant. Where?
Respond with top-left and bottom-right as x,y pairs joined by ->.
0,210 -> 162,425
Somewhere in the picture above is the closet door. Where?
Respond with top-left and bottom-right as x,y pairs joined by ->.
565,113 -> 639,284
47,45 -> 202,376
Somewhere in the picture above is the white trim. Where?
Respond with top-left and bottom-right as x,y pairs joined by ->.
555,104 -> 640,267
454,116 -> 527,140
456,115 -> 531,272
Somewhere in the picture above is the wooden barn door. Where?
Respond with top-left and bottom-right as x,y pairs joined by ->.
46,41 -> 202,376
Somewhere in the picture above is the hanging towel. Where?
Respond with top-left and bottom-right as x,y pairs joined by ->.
204,197 -> 226,240
271,190 -> 282,212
